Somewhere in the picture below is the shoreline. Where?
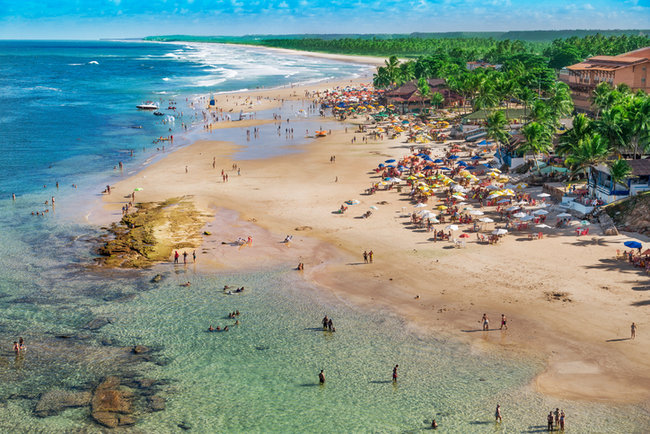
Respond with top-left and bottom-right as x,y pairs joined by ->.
95,77 -> 650,407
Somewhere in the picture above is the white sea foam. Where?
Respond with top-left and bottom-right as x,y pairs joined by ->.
88,60 -> 99,65
162,77 -> 171,81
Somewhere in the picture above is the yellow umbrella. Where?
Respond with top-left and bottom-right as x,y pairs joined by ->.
438,205 -> 448,210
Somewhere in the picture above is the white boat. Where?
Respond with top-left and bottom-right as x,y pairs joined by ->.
136,102 -> 158,110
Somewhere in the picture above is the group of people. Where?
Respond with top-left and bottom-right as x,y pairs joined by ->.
173,250 -> 196,264
362,250 -> 374,263
321,315 -> 336,332
12,337 -> 26,355
480,314 -> 508,331
546,408 -> 566,431
208,310 -> 241,332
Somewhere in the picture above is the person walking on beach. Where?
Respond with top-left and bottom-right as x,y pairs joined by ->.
174,250 -> 179,264
327,318 -> 333,332
322,316 -> 329,330
547,411 -> 554,430
363,251 -> 368,263
183,251 -> 188,264
559,410 -> 565,431
193,250 -> 196,263
368,251 -> 373,263
319,370 -> 325,384
495,404 -> 502,423
392,364 -> 398,382
631,322 -> 637,339
500,314 -> 508,330
481,314 -> 489,331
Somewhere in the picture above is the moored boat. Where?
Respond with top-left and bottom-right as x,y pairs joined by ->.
137,102 -> 158,110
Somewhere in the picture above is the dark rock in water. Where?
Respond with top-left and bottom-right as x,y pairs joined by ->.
148,395 -> 166,412
84,317 -> 114,330
132,345 -> 150,354
34,389 -> 92,417
178,421 -> 193,430
101,338 -> 119,346
91,377 -> 135,428
151,274 -> 163,283
55,335 -> 73,339
137,378 -> 157,389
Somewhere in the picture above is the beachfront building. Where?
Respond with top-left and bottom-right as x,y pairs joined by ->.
588,159 -> 650,203
559,46 -> 650,112
383,79 -> 462,112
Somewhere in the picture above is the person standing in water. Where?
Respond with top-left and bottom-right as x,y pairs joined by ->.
319,370 -> 325,384
495,404 -> 502,423
392,364 -> 398,382
500,314 -> 507,330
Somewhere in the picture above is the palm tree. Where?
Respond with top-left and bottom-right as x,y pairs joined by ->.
384,56 -> 401,87
486,111 -> 510,165
373,66 -> 391,89
546,81 -> 574,125
563,133 -> 610,178
416,77 -> 431,110
624,95 -> 650,159
591,82 -> 613,117
516,87 -> 536,120
594,106 -> 627,156
556,113 -> 592,157
609,158 -> 632,192
430,92 -> 444,110
521,121 -> 553,172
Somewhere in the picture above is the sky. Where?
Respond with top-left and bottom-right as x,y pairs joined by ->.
0,0 -> 648,39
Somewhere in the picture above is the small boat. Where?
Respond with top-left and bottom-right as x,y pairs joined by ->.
315,130 -> 328,137
167,106 -> 176,110
153,111 -> 164,116
137,102 -> 158,110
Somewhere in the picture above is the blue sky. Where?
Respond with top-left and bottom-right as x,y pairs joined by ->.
0,0 -> 648,39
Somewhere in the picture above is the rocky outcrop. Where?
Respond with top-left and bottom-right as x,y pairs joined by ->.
34,389 -> 92,417
605,192 -> 650,236
598,213 -> 619,236
91,376 -> 135,428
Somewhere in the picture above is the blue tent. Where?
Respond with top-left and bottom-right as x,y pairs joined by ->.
624,241 -> 642,249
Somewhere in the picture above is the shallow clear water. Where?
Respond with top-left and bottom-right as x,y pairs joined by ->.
0,41 -> 648,432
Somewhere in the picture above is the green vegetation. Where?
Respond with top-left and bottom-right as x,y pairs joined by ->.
145,31 -> 648,62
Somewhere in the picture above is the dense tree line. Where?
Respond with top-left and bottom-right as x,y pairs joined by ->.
544,33 -> 650,69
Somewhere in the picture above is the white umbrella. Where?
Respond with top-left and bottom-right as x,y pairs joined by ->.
492,229 -> 508,235
497,199 -> 510,204
486,185 -> 499,190
512,212 -> 526,218
506,206 -> 520,212
452,185 -> 467,193
557,212 -> 571,218
369,206 -> 378,210
520,215 -> 534,221
469,210 -> 484,215
415,203 -> 427,208
445,225 -> 459,231
479,217 -> 494,223
537,193 -> 551,198
533,209 -> 549,215
535,224 -> 552,228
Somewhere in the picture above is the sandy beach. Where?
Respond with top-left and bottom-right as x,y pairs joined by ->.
96,75 -> 650,409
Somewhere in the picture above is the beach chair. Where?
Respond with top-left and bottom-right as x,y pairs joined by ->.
528,233 -> 534,240
582,228 -> 589,236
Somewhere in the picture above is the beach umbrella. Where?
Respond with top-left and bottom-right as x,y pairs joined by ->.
452,185 -> 467,193
445,224 -> 459,231
535,224 -> 552,228
369,206 -> 378,210
512,212 -> 527,218
459,233 -> 470,238
471,155 -> 481,160
486,185 -> 499,190
533,209 -> 549,215
469,210 -> 484,216
580,220 -> 590,226
557,213 -> 572,218
520,215 -> 534,221
497,199 -> 510,204
385,159 -> 396,163
434,159 -> 444,163
438,205 -> 448,210
448,155 -> 459,160
489,168 -> 502,173
505,206 -> 520,212
440,167 -> 451,171
479,217 -> 494,223
537,193 -> 551,198
415,203 -> 427,208
492,228 -> 508,235
624,241 -> 642,249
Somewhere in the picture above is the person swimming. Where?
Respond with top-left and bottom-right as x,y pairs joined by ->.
208,325 -> 214,332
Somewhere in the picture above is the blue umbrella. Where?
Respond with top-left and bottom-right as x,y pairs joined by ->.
378,163 -> 385,168
457,161 -> 467,166
386,165 -> 395,168
448,155 -> 459,160
471,155 -> 481,160
440,167 -> 451,171
434,159 -> 444,163
478,139 -> 488,145
464,166 -> 476,170
385,159 -> 396,163
421,156 -> 433,161
624,241 -> 642,249
424,165 -> 433,170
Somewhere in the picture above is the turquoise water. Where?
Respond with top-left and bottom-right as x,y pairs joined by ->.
0,41 -> 648,432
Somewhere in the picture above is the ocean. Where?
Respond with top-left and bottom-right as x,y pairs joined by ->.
0,40 -> 648,432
